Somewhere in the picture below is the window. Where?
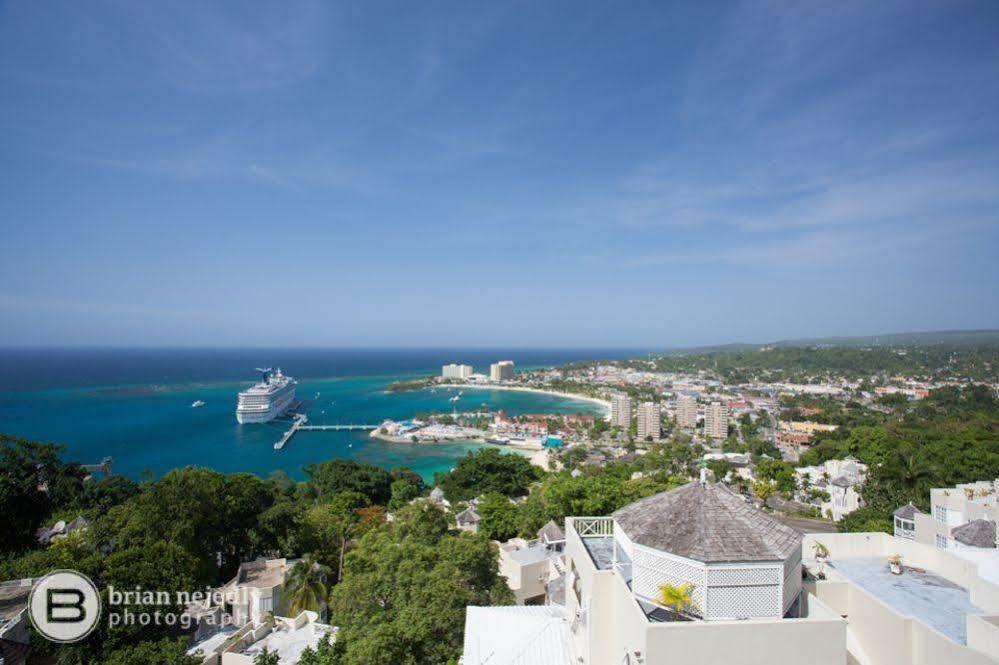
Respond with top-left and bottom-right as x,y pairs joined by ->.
935,534 -> 949,549
258,596 -> 274,612
934,504 -> 948,524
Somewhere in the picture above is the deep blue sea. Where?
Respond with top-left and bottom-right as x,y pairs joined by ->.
0,348 -> 635,481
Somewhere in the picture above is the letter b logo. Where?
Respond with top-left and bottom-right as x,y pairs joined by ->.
29,570 -> 101,643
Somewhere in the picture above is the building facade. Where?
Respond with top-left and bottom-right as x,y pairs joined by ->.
636,401 -> 661,440
796,457 -> 868,520
895,480 -> 999,552
675,394 -> 698,429
610,393 -> 632,429
490,360 -> 515,382
442,363 -> 473,380
703,401 -> 728,440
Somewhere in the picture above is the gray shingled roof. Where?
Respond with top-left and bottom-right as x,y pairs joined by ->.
456,507 -> 481,525
951,519 -> 996,548
612,481 -> 802,563
537,520 -> 565,543
893,503 -> 923,520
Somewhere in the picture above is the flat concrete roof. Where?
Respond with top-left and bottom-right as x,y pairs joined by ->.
582,536 -> 615,570
829,557 -> 983,644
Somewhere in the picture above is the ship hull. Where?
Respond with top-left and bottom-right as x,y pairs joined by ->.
236,388 -> 296,424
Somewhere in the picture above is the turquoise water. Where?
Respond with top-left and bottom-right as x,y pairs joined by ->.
0,352 -> 612,481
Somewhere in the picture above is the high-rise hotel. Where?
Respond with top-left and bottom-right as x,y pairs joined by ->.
675,394 -> 698,429
704,401 -> 729,439
489,360 -> 515,382
610,393 -> 632,429
442,363 -> 473,380
636,401 -> 661,440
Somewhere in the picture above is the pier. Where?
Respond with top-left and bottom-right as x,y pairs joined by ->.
273,414 -> 379,450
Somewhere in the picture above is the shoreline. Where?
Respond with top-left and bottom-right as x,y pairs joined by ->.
444,383 -> 611,415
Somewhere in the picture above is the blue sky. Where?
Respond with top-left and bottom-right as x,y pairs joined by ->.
1,1 -> 998,348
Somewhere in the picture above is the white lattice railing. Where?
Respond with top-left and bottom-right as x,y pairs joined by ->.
569,516 -> 614,537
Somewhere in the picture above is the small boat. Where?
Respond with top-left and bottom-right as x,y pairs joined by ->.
191,400 -> 205,408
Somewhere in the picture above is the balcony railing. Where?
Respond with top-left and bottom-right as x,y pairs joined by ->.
568,516 -> 614,537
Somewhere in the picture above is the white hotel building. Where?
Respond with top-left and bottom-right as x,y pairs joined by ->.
610,393 -> 632,429
490,360 -> 516,382
443,363 -> 474,380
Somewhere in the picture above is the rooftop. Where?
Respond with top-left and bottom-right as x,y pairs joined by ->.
186,626 -> 238,657
463,605 -> 574,665
241,620 -> 334,662
613,481 -> 802,563
828,557 -> 983,644
227,558 -> 291,590
893,503 -> 923,520
537,520 -> 565,544
0,582 -> 32,625
952,519 -> 996,548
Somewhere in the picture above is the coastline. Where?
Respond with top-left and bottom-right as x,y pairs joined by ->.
444,383 -> 611,415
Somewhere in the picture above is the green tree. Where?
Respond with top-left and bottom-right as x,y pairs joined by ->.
254,647 -> 281,665
388,478 -> 420,510
100,637 -> 199,665
705,459 -> 732,481
475,492 -> 520,541
435,448 -> 539,502
328,507 -> 513,665
0,435 -> 79,553
284,555 -> 332,616
304,460 -> 394,504
298,636 -> 343,665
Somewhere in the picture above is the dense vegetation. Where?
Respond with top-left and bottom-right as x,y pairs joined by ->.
796,386 -> 999,533
623,343 -> 999,383
0,434 -> 499,665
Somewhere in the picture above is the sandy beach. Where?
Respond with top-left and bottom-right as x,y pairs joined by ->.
446,383 -> 611,415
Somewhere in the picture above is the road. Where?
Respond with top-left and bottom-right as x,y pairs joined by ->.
778,516 -> 839,535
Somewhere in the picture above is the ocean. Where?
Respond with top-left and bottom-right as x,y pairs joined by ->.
0,348 -> 635,481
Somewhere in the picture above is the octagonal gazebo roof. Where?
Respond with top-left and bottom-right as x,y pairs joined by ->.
613,481 -> 801,563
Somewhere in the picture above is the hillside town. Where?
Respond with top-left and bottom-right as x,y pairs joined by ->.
3,342 -> 999,665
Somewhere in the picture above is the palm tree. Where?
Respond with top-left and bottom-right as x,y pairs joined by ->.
657,582 -> 697,618
283,555 -> 331,616
890,450 -> 934,489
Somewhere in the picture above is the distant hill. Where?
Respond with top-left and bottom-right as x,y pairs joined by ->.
769,329 -> 999,348
656,329 -> 999,357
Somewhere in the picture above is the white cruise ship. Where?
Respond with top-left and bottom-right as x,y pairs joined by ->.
236,368 -> 297,424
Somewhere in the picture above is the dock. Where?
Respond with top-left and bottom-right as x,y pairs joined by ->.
273,414 -> 378,450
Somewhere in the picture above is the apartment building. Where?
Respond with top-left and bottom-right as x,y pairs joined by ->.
610,393 -> 632,429
703,401 -> 728,440
463,479 -> 848,665
636,401 -> 661,440
895,480 -> 999,552
464,480 -> 999,665
796,457 -> 868,520
675,394 -> 697,429
497,521 -> 566,605
490,360 -> 515,382
442,363 -> 473,380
